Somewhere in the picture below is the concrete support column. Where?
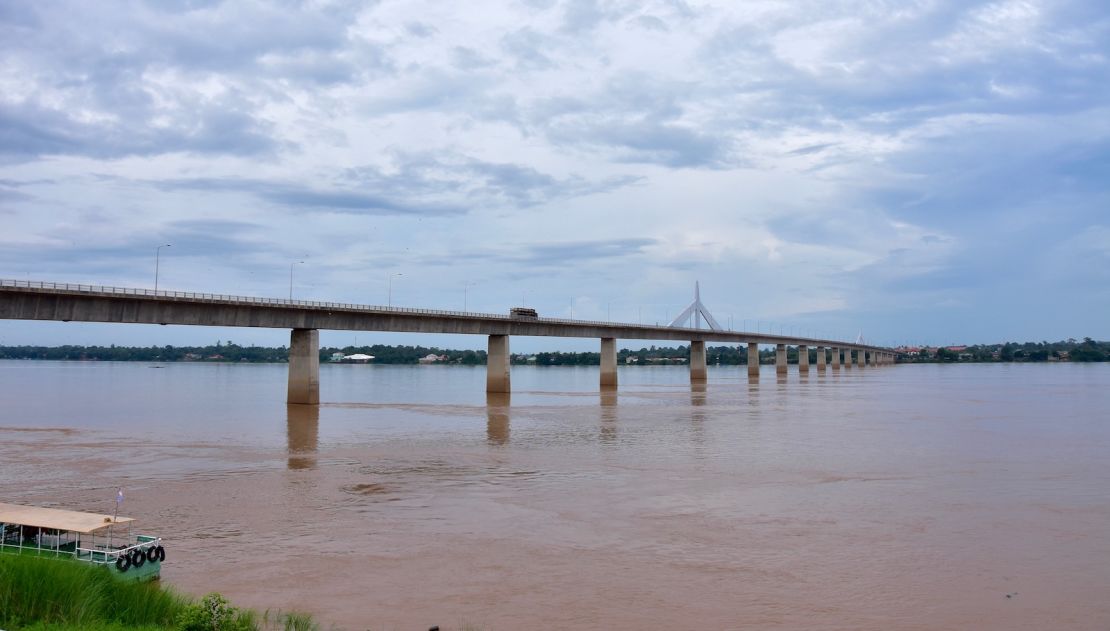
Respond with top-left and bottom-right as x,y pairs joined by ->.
855,348 -> 865,367
486,334 -> 511,393
287,328 -> 320,405
816,346 -> 826,370
831,347 -> 841,369
776,343 -> 787,374
600,337 -> 618,387
747,342 -> 759,377
690,340 -> 707,382
799,345 -> 809,373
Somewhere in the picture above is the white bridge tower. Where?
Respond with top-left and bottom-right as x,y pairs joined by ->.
668,282 -> 723,331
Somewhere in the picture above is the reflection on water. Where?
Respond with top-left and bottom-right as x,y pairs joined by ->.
485,392 -> 510,445
286,404 -> 319,470
690,380 -> 707,406
600,386 -> 618,444
1,361 -> 1109,630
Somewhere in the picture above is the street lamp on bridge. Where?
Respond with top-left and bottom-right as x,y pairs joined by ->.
154,244 -> 171,292
463,280 -> 475,312
289,260 -> 304,300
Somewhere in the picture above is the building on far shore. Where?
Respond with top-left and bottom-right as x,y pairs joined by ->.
336,353 -> 374,364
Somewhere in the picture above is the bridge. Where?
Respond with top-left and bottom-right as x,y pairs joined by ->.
0,280 -> 896,404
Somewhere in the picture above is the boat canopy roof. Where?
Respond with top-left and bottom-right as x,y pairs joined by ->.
0,502 -> 134,534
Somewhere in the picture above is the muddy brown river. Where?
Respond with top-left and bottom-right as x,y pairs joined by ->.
1,361 -> 1108,629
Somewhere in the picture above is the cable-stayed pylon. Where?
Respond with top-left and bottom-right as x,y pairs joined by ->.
668,281 -> 723,331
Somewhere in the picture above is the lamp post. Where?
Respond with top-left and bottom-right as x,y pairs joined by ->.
154,244 -> 171,292
289,260 -> 304,300
388,273 -> 402,307
463,281 -> 474,312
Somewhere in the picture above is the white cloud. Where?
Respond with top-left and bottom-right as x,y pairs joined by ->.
1,0 -> 1108,346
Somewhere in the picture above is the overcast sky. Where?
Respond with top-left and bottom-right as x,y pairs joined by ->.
2,0 -> 1108,351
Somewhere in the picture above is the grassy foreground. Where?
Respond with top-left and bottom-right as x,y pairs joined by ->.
0,554 -> 318,630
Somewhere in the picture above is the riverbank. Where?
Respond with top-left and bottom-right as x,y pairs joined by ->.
0,554 -> 317,630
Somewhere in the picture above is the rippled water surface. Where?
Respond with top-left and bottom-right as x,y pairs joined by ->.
1,360 -> 1108,630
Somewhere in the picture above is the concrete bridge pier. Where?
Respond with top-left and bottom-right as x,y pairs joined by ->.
600,337 -> 618,387
799,345 -> 809,373
816,346 -> 826,370
747,342 -> 759,377
287,328 -> 320,405
487,334 -> 511,393
690,340 -> 707,382
776,343 -> 787,374
855,348 -> 865,368
831,347 -> 840,369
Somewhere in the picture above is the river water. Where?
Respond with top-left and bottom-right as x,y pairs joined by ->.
1,360 -> 1107,630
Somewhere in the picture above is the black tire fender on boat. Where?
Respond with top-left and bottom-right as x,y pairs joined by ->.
146,546 -> 159,563
130,548 -> 146,568
115,554 -> 131,572
156,545 -> 165,562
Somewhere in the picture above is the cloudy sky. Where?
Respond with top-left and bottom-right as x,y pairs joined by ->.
1,0 -> 1108,350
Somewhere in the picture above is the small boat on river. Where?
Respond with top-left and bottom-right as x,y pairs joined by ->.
0,502 -> 165,581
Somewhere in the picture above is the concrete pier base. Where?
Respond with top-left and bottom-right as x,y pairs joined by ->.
690,340 -> 707,382
600,337 -> 618,387
855,348 -> 865,368
776,343 -> 787,374
747,342 -> 759,377
816,346 -> 826,370
799,345 -> 809,373
832,347 -> 841,369
486,334 -> 511,393
287,328 -> 320,405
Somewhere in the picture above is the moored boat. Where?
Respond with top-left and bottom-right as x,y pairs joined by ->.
0,502 -> 165,581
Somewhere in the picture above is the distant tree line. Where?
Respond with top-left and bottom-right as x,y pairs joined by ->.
901,338 -> 1108,363
323,344 -> 487,365
0,341 -> 286,363
0,342 -> 488,365
0,339 -> 1104,364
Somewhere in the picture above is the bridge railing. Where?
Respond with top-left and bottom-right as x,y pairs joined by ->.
0,279 -> 679,332
0,279 -> 868,346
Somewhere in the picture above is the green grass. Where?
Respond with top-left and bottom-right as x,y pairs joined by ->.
0,554 -> 320,630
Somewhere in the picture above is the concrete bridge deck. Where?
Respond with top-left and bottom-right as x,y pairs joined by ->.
0,279 -> 897,403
